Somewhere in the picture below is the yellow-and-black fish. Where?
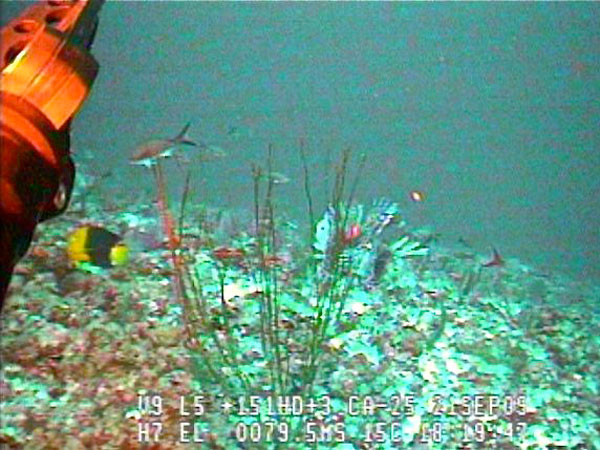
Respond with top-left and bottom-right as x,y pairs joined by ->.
67,225 -> 129,268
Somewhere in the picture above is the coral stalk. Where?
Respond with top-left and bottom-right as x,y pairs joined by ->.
151,162 -> 195,339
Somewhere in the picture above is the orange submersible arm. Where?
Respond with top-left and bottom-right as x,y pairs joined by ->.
0,0 -> 104,309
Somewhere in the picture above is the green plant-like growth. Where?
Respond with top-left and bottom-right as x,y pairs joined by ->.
299,146 -> 365,396
147,143 -> 428,448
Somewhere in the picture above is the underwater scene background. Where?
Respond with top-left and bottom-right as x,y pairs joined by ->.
1,2 -> 599,450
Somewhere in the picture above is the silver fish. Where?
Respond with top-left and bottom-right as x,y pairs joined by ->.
199,144 -> 227,161
262,171 -> 290,185
313,205 -> 336,253
130,122 -> 197,167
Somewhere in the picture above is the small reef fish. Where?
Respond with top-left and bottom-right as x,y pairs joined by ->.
268,172 -> 290,185
342,223 -> 362,245
198,144 -> 227,161
67,225 -> 129,268
212,246 -> 245,261
482,247 -> 504,268
259,171 -> 290,185
313,206 -> 336,253
371,199 -> 399,237
409,190 -> 425,202
130,122 -> 198,167
247,166 -> 289,185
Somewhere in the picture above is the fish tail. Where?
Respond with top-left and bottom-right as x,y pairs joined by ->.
174,121 -> 198,146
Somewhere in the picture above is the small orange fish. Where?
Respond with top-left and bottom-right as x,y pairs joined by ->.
130,122 -> 198,167
261,254 -> 287,268
409,190 -> 425,202
342,223 -> 362,245
212,246 -> 245,261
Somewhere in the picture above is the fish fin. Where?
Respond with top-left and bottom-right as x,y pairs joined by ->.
179,139 -> 198,147
174,121 -> 198,146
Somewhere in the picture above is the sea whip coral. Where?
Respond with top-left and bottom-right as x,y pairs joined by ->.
151,162 -> 195,341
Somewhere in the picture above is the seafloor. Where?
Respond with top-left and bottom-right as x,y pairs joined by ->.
0,184 -> 599,450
